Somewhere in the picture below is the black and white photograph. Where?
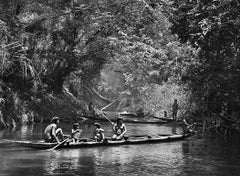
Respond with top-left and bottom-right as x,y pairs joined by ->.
0,0 -> 240,175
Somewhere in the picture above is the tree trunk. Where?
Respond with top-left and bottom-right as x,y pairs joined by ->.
0,111 -> 7,128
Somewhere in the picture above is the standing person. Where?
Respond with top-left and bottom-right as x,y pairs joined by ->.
88,102 -> 96,116
43,116 -> 64,143
172,99 -> 179,121
71,122 -> 82,143
88,102 -> 94,111
93,122 -> 105,142
112,116 -> 127,140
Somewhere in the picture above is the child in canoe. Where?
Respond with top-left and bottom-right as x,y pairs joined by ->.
71,123 -> 82,143
93,122 -> 105,142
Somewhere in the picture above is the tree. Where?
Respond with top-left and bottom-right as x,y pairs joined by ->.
0,0 -> 112,125
171,0 -> 240,132
98,0 -> 196,113
0,0 -> 196,126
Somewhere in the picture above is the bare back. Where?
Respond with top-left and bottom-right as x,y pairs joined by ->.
43,123 -> 57,140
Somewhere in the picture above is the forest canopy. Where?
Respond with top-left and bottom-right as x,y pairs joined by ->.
0,0 -> 239,133
171,0 -> 240,132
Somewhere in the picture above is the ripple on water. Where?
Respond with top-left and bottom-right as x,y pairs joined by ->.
1,124 -> 240,176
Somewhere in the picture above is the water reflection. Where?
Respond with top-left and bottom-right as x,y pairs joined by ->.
0,127 -> 18,139
41,141 -> 187,176
42,146 -> 135,176
20,125 -> 33,140
180,134 -> 240,176
1,122 -> 240,176
171,125 -> 177,134
43,150 -> 84,175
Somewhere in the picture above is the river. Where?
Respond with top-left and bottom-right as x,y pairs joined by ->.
0,122 -> 240,176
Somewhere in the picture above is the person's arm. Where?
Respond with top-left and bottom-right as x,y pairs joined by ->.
101,130 -> 105,142
52,125 -> 60,143
183,119 -> 189,126
187,122 -> 196,129
92,130 -> 97,141
122,124 -> 127,136
117,124 -> 127,139
72,129 -> 81,135
112,123 -> 116,132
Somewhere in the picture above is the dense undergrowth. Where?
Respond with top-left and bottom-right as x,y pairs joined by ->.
0,0 -> 239,135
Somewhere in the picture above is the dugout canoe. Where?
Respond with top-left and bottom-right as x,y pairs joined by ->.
119,111 -> 139,118
119,112 -> 175,123
5,133 -> 194,150
82,115 -> 168,124
149,116 -> 176,123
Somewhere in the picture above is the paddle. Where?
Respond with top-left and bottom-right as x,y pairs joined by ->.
100,111 -> 113,124
47,138 -> 69,151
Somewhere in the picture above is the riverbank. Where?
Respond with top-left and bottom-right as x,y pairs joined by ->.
0,91 -> 85,128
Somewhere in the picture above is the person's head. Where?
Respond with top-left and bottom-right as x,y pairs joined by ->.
73,123 -> 79,129
174,99 -> 177,103
51,116 -> 60,124
117,116 -> 123,125
94,122 -> 100,128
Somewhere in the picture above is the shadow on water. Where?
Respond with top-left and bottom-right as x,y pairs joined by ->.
179,133 -> 240,176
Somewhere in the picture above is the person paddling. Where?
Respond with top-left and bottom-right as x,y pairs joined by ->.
43,116 -> 65,143
112,116 -> 127,140
93,122 -> 105,142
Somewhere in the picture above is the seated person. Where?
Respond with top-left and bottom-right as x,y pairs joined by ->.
182,118 -> 196,134
93,122 -> 105,142
43,116 -> 64,143
71,122 -> 82,143
112,116 -> 127,140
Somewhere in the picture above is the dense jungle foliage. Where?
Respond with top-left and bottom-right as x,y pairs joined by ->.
0,0 -> 239,134
171,0 -> 240,134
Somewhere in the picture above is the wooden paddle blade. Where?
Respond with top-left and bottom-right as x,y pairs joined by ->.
47,138 -> 69,151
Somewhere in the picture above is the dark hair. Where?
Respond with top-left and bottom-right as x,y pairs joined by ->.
51,116 -> 60,123
117,116 -> 123,121
94,122 -> 100,127
73,123 -> 79,127
116,117 -> 123,125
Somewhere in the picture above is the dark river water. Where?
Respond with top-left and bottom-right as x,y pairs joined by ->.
0,121 -> 240,176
